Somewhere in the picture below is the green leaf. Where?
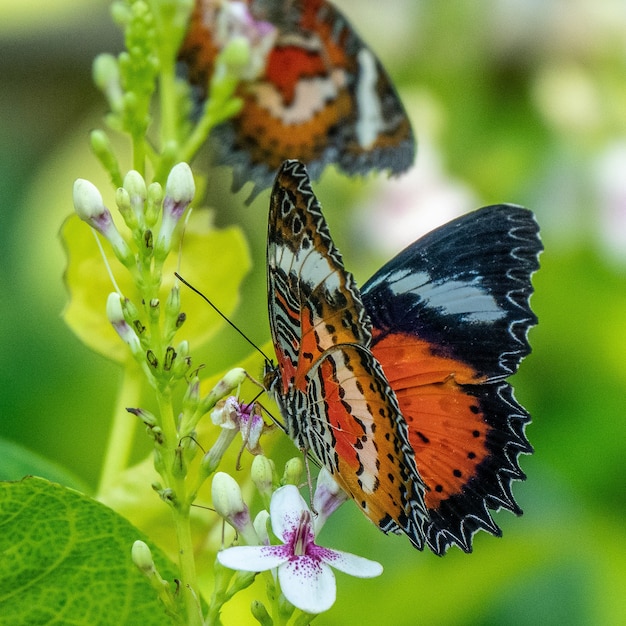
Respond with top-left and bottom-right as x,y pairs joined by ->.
0,438 -> 90,493
0,477 -> 179,625
61,209 -> 251,364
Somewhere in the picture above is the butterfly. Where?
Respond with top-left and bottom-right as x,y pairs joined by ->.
264,159 -> 542,554
178,0 -> 415,197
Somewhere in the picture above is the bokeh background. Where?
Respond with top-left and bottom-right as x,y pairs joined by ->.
1,1 -> 625,624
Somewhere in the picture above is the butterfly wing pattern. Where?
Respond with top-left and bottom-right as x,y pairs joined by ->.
265,159 -> 428,548
179,0 -> 414,196
362,206 -> 542,554
266,160 -> 542,554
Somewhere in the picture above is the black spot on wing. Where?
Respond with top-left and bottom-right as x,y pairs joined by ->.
423,381 -> 532,555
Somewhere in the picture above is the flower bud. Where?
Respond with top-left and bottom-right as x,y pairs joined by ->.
155,163 -> 195,258
115,186 -> 138,229
212,472 -> 258,545
106,293 -> 142,356
131,540 -> 155,574
282,457 -> 304,487
73,178 -> 106,222
171,340 -> 191,378
253,510 -> 271,546
145,182 -> 163,227
90,130 -> 122,188
123,170 -> 147,223
250,601 -> 272,626
163,286 -> 182,341
126,406 -> 157,427
182,376 -> 200,412
73,178 -> 134,266
199,368 -> 247,415
251,455 -> 274,505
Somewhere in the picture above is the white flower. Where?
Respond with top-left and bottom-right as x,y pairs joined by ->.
217,485 -> 383,614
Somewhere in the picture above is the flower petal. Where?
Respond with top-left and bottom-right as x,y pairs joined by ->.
278,557 -> 336,614
217,545 -> 290,572
312,468 -> 349,533
313,546 -> 383,578
269,485 -> 310,543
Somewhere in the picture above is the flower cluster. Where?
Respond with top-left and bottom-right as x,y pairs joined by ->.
212,461 -> 383,616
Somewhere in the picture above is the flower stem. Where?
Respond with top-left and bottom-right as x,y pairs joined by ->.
96,364 -> 142,496
157,386 -> 203,625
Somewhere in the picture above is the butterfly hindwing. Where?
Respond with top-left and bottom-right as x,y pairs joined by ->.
266,159 -> 427,548
361,206 -> 542,554
362,206 -> 541,379
179,0 -> 415,196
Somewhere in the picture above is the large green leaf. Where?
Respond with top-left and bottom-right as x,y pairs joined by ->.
0,477 -> 179,625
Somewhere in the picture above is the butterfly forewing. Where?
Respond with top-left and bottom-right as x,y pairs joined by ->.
267,159 -> 427,547
305,344 -> 427,547
267,159 -> 371,392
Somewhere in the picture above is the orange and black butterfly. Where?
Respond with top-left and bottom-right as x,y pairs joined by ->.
179,0 -> 414,196
264,160 -> 542,553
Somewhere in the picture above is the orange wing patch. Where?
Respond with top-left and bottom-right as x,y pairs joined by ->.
370,330 -> 492,509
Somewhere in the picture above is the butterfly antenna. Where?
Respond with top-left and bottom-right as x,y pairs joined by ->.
174,272 -> 274,364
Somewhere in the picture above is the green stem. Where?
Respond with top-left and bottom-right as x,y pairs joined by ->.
96,364 -> 142,496
157,388 -> 203,626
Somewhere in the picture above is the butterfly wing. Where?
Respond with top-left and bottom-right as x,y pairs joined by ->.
179,0 -> 414,196
361,205 -> 542,554
266,159 -> 426,547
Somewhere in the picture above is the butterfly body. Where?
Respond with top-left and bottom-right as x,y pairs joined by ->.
266,160 -> 542,554
179,0 -> 414,195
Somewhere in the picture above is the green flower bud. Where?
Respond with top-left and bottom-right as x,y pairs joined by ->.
251,455 -> 274,504
251,600 -> 272,626
131,540 -> 155,574
145,182 -> 163,227
89,130 -> 122,187
198,367 -> 247,414
282,457 -> 304,487
126,406 -> 157,427
123,170 -> 147,223
115,187 -> 138,229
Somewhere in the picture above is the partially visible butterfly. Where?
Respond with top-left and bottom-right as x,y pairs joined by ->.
264,159 -> 542,554
178,0 -> 414,197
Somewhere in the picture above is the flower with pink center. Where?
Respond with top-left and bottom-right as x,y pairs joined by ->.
217,485 -> 383,614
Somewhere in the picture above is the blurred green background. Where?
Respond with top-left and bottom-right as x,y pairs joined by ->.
1,1 -> 625,625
